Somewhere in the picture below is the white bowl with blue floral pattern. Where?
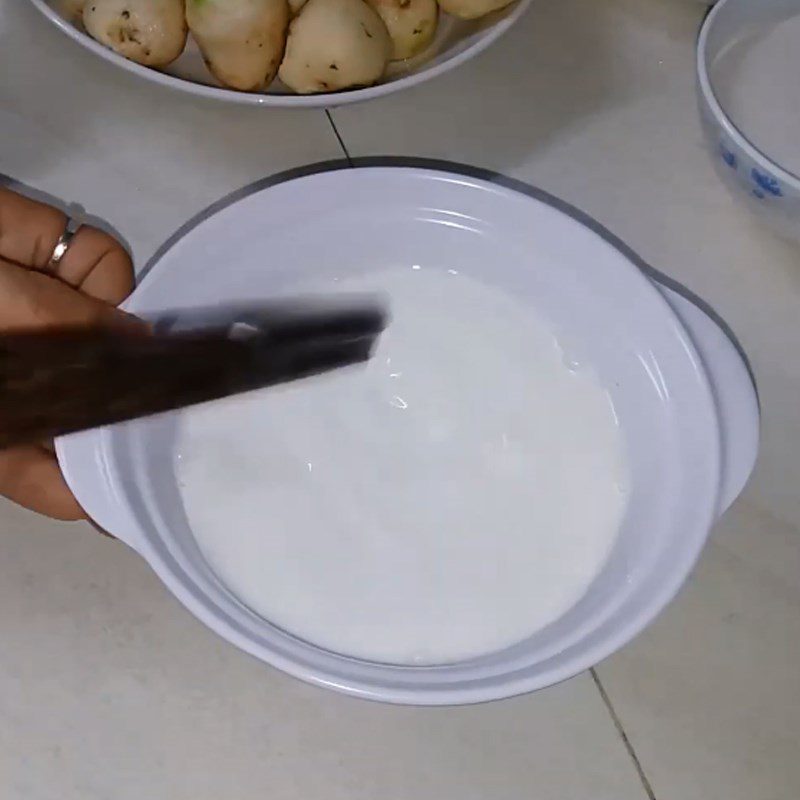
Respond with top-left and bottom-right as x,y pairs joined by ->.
698,0 -> 800,240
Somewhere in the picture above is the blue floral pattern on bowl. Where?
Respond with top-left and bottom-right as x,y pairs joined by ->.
751,168 -> 783,199
712,132 -> 791,206
720,143 -> 737,169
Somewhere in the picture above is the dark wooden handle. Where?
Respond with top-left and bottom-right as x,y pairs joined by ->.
0,326 -> 373,448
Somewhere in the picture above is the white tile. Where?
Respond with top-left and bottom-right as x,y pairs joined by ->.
0,1 -> 342,271
596,489 -> 800,800
0,500 -> 648,800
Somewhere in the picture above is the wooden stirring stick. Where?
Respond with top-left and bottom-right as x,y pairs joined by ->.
0,304 -> 386,448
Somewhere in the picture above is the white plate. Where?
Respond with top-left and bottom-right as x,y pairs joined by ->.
28,0 -> 533,108
58,167 -> 738,704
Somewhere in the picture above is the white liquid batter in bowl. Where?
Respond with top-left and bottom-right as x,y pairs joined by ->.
175,268 -> 629,665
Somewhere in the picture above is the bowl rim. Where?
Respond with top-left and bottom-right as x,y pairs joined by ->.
27,0 -> 533,108
57,165 -> 723,705
697,0 -> 800,188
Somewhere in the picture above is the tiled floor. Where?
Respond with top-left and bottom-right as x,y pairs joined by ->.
0,499 -> 650,800
2,0 -> 800,797
596,488 -> 800,800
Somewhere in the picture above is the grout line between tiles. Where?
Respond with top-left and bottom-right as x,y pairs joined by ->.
325,110 -> 353,166
590,668 -> 658,800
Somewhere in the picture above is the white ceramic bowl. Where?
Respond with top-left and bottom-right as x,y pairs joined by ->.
698,0 -> 800,239
27,0 -> 533,108
56,167 -> 759,704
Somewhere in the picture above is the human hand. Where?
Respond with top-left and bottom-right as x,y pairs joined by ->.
0,186 -> 140,520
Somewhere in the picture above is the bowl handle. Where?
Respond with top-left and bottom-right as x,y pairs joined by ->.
55,432 -> 144,553
656,284 -> 759,517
